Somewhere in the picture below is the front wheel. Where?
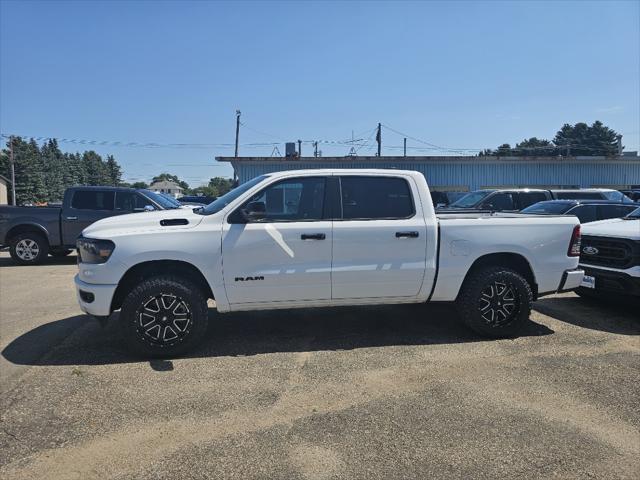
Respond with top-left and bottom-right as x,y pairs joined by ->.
9,232 -> 49,265
456,267 -> 532,338
120,275 -> 209,358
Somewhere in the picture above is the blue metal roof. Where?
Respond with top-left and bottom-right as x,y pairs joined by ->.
217,156 -> 640,190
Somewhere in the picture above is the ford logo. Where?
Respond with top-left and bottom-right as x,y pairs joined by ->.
583,246 -> 599,255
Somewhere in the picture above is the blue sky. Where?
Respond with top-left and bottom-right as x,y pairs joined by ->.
1,0 -> 638,186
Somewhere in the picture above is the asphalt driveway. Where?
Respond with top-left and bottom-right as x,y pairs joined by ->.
1,252 -> 638,479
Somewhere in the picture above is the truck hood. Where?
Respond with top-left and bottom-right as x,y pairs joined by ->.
82,208 -> 206,238
581,217 -> 640,240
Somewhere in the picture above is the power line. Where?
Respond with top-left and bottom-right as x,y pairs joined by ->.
0,132 -> 279,150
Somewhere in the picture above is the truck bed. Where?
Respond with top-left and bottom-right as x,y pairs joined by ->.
0,206 -> 62,246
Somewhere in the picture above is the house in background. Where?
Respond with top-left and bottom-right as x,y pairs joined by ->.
148,180 -> 184,198
0,174 -> 10,205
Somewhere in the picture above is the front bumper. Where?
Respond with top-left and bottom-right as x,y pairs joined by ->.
579,266 -> 640,297
74,274 -> 117,317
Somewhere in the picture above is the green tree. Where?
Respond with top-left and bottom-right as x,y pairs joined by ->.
1,137 -> 48,205
82,151 -> 110,185
513,137 -> 555,156
191,177 -> 233,197
208,177 -> 233,196
553,121 -> 619,156
495,143 -> 512,156
63,152 -> 88,186
105,155 -> 122,186
40,139 -> 66,201
131,181 -> 149,189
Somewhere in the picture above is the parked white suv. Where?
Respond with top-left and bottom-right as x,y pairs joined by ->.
74,169 -> 584,357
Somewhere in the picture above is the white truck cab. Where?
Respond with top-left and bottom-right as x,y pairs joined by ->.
74,169 -> 584,357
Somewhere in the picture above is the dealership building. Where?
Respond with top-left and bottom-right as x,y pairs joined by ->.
217,154 -> 640,192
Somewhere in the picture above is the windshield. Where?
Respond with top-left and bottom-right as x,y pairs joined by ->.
140,189 -> 180,209
625,207 -> 640,219
602,190 -> 634,203
198,175 -> 267,215
448,190 -> 493,208
521,202 -> 573,215
159,193 -> 183,207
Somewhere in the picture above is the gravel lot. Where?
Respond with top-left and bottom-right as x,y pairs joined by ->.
1,251 -> 638,479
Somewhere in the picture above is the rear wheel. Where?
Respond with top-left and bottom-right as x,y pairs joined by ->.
9,232 -> 49,265
120,275 -> 209,358
456,267 -> 532,338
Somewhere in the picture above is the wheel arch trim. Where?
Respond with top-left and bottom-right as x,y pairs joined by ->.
110,259 -> 215,313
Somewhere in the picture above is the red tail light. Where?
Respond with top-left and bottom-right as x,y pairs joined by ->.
568,225 -> 581,257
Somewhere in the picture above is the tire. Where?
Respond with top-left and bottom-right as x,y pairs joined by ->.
120,275 -> 209,358
9,232 -> 49,265
456,266 -> 532,338
50,249 -> 72,257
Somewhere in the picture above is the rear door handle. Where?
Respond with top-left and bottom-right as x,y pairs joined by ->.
66,216 -> 78,221
301,233 -> 326,240
395,231 -> 419,238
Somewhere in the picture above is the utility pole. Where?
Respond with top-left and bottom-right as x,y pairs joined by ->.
403,138 -> 407,157
9,136 -> 16,206
376,123 -> 382,156
234,110 -> 241,158
297,139 -> 302,157
313,141 -> 319,157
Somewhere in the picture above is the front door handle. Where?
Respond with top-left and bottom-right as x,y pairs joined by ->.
395,231 -> 419,238
66,216 -> 78,221
301,233 -> 326,240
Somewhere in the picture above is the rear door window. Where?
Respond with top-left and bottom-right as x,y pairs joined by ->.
339,176 -> 414,220
597,205 -> 637,220
481,192 -> 515,210
567,205 -> 597,223
554,192 -> 603,200
517,192 -> 549,209
70,190 -> 115,210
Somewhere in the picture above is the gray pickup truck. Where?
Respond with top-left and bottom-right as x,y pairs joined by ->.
0,186 -> 177,265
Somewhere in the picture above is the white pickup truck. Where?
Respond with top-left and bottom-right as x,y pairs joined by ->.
74,169 -> 584,357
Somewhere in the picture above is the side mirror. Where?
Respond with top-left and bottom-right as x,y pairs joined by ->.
241,201 -> 267,222
134,205 -> 156,212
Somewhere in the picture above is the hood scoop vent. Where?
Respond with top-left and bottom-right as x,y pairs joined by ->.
160,218 -> 189,227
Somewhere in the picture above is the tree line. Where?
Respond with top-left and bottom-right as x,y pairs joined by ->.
479,121 -> 622,157
0,136 -> 235,205
1,137 -> 122,205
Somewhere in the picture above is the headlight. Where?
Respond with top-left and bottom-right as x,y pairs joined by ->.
76,237 -> 115,264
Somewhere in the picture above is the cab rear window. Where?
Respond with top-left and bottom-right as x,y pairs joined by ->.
339,176 -> 414,220
71,190 -> 115,210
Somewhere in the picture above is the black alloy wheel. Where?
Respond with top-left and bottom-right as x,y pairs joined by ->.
136,293 -> 193,346
457,266 -> 532,338
477,280 -> 519,327
120,275 -> 209,357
